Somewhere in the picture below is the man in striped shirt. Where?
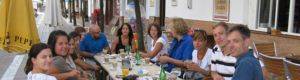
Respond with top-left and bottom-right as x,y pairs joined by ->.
210,22 -> 236,80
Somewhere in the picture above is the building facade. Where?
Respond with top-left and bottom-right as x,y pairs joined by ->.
144,0 -> 300,56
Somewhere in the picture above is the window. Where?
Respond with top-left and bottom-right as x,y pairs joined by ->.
293,0 -> 300,33
257,0 -> 300,34
257,0 -> 276,28
277,0 -> 290,32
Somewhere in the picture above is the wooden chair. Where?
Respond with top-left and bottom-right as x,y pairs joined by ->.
259,53 -> 288,80
284,59 -> 300,80
254,41 -> 278,56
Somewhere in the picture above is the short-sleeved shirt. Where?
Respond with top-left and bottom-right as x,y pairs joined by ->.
79,33 -> 108,55
192,49 -> 213,71
150,37 -> 168,63
27,71 -> 57,80
52,56 -> 78,80
210,45 -> 236,80
185,49 -> 213,79
52,56 -> 72,73
165,34 -> 194,72
232,51 -> 264,80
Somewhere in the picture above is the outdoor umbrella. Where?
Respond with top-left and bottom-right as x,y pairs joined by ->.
0,0 -> 40,53
39,0 -> 73,43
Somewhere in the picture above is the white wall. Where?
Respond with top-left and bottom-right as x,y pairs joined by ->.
165,0 -> 213,21
229,0 -> 246,24
247,0 -> 259,29
157,0 -> 259,26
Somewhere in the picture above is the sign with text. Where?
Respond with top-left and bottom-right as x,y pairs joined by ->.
213,0 -> 230,21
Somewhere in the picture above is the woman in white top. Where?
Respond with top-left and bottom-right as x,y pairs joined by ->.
184,29 -> 212,79
25,43 -> 57,80
141,24 -> 168,63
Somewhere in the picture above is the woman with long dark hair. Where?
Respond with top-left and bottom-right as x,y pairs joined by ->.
111,23 -> 134,54
47,30 -> 82,80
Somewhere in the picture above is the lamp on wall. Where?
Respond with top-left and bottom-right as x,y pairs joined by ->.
187,0 -> 192,9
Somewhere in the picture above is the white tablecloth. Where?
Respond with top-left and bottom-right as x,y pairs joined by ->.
94,54 -> 181,80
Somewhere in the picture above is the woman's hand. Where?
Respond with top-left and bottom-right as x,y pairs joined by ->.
186,62 -> 202,72
212,73 -> 225,80
141,53 -> 149,58
158,56 -> 170,64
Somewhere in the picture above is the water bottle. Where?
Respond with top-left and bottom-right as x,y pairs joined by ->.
159,66 -> 167,80
135,51 -> 142,65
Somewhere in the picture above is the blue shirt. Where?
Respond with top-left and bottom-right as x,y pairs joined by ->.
79,33 -> 108,55
232,51 -> 264,80
165,34 -> 194,72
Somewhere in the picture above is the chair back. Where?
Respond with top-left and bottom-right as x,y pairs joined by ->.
284,59 -> 300,80
259,53 -> 287,79
254,42 -> 277,56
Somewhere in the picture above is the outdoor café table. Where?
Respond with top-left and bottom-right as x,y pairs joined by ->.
94,53 -> 182,80
285,55 -> 300,64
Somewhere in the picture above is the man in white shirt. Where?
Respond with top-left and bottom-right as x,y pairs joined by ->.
209,22 -> 236,80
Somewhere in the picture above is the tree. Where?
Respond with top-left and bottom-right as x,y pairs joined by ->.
69,0 -> 72,22
60,0 -> 66,17
99,0 -> 104,32
72,0 -> 76,26
133,0 -> 145,51
80,0 -> 85,27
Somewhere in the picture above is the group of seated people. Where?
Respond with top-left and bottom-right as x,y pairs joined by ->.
24,17 -> 266,80
25,26 -> 102,80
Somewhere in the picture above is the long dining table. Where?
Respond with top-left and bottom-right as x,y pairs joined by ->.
94,53 -> 182,80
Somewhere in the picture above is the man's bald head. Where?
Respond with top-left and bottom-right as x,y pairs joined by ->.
89,25 -> 101,39
89,25 -> 100,33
